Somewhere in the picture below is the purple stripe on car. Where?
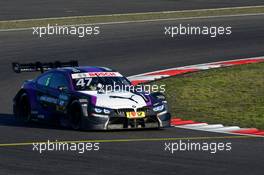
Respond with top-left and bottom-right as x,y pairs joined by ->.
91,95 -> 97,105
146,95 -> 152,106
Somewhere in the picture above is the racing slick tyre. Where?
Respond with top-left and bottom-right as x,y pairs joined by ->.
16,93 -> 31,123
68,101 -> 83,130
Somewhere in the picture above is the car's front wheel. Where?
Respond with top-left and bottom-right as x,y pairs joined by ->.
68,101 -> 82,130
16,93 -> 31,123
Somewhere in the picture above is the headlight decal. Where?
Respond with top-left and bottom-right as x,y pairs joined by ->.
153,104 -> 165,112
93,106 -> 111,115
94,107 -> 103,113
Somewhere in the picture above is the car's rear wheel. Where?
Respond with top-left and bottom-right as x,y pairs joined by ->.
68,101 -> 82,130
17,93 -> 31,123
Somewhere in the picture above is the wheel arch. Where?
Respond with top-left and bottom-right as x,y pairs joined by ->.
67,94 -> 91,116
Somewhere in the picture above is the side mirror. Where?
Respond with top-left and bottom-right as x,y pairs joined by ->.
58,86 -> 68,92
151,92 -> 166,100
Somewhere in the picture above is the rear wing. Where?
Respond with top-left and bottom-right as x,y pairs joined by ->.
12,60 -> 78,73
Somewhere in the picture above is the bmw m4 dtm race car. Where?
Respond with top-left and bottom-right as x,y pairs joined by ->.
12,61 -> 171,130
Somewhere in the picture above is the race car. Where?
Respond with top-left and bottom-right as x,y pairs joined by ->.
12,61 -> 171,130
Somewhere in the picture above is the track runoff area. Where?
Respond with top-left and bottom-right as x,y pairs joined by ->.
129,57 -> 264,137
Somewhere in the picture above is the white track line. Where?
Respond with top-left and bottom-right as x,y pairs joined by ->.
179,123 -> 208,127
194,124 -> 224,129
175,125 -> 263,137
209,126 -> 241,132
129,75 -> 169,81
1,5 -> 263,22
1,12 -> 264,32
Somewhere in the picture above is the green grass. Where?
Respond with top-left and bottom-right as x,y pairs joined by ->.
152,63 -> 264,129
0,6 -> 264,29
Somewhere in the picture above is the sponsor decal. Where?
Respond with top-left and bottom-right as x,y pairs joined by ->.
126,111 -> 146,119
71,72 -> 122,79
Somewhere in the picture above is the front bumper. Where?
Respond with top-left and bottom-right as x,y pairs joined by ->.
81,111 -> 171,130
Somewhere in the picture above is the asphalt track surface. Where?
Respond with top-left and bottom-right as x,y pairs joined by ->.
0,15 -> 264,174
1,0 -> 264,20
